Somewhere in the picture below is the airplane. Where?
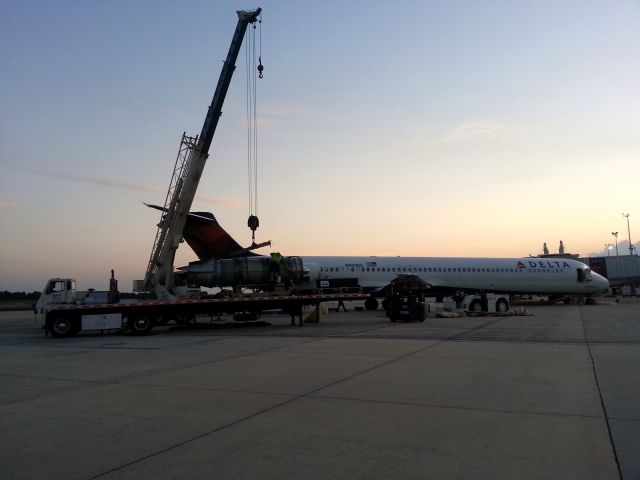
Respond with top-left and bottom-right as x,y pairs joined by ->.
149,205 -> 610,306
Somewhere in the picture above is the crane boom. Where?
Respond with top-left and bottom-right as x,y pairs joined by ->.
144,8 -> 262,300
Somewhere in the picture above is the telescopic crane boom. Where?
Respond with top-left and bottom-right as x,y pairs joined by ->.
144,8 -> 262,300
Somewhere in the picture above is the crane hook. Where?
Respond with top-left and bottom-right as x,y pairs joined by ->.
247,215 -> 260,242
257,57 -> 264,79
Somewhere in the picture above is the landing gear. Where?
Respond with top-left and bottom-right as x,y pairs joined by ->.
364,297 -> 379,311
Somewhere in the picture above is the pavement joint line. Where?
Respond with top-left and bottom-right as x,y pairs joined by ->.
55,345 -> 162,350
607,416 -> 640,423
183,331 -> 640,345
579,305 -> 624,480
309,393 -> 607,421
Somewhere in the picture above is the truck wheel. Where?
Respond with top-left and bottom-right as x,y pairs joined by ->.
49,316 -> 77,338
364,297 -> 378,310
468,300 -> 482,312
496,299 -> 509,313
129,314 -> 155,335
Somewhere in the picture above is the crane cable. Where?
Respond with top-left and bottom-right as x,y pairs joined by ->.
245,16 -> 262,243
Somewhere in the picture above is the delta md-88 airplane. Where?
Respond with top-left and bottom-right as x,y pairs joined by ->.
164,207 -> 610,300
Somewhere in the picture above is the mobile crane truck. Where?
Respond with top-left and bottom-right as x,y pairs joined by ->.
37,8 -> 368,337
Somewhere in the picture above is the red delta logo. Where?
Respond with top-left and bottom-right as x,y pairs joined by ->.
516,261 -> 527,269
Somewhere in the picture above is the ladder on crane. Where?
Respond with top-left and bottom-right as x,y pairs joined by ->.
143,132 -> 198,297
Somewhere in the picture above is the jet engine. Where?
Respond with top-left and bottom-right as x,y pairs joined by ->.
179,255 -> 304,289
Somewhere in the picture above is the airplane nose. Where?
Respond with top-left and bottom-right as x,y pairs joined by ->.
595,274 -> 610,293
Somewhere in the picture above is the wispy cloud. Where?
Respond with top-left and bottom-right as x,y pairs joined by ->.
27,169 -> 242,208
420,121 -> 513,145
240,103 -> 333,129
240,117 -> 273,129
0,199 -> 18,208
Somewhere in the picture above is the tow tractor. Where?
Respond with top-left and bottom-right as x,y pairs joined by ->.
445,292 -> 510,313
38,8 -> 369,337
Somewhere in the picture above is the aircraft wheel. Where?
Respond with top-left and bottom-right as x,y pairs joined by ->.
469,300 -> 482,312
49,316 -> 78,338
364,297 -> 378,310
496,299 -> 509,313
129,314 -> 155,335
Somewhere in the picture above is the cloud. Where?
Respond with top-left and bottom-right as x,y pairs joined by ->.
26,169 -> 242,208
445,122 -> 508,141
420,121 -> 513,145
0,199 -> 18,208
240,117 -> 273,129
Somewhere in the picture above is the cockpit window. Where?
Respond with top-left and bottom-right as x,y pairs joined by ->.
577,268 -> 592,282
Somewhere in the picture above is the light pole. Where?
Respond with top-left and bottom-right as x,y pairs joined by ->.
605,243 -> 613,256
612,231 -> 619,256
623,213 -> 634,255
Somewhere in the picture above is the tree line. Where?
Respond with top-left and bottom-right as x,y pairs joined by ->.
0,291 -> 41,300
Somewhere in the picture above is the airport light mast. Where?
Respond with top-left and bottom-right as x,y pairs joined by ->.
612,231 -> 619,256
623,213 -> 634,255
144,8 -> 262,300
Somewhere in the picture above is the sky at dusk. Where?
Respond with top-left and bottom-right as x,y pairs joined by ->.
1,0 -> 639,292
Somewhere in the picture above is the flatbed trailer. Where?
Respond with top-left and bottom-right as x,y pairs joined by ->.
43,293 -> 370,338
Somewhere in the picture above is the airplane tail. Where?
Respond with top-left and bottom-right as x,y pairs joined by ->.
146,204 -> 264,260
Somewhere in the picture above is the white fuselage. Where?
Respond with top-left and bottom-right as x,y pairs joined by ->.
298,256 -> 609,295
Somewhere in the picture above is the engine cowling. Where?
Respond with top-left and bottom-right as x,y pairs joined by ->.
180,256 -> 304,289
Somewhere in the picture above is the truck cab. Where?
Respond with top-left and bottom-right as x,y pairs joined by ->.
35,278 -> 78,314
